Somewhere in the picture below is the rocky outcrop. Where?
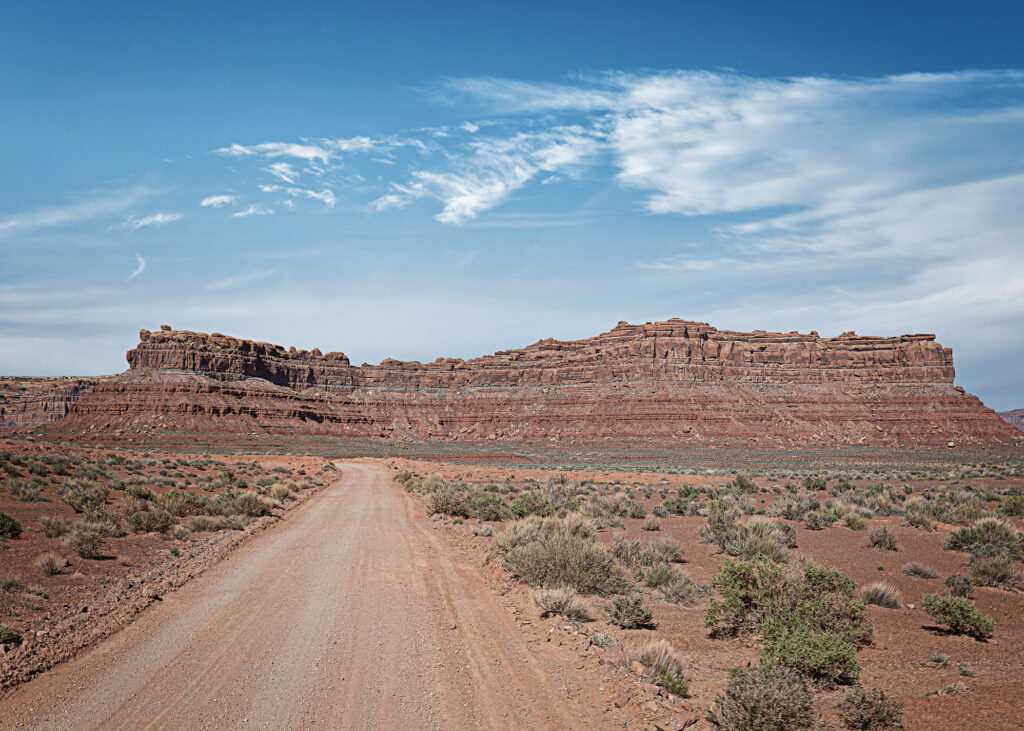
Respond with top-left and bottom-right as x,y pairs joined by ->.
0,377 -> 110,433
40,320 -> 1021,447
1001,409 -> 1024,432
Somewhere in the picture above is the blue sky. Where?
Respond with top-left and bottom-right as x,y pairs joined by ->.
2,1 -> 1023,410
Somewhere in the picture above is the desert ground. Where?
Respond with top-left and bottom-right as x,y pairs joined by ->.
1,434 -> 1022,729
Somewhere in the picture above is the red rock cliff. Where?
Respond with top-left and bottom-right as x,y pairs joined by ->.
42,320 -> 1020,447
0,377 -> 109,433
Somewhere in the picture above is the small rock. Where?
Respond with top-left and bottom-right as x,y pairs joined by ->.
630,660 -> 647,676
614,691 -> 632,708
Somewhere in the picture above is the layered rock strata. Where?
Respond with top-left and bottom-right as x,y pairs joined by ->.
40,320 -> 1021,446
0,377 -> 109,432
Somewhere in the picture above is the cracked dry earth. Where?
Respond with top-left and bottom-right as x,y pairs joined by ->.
0,463 -> 609,729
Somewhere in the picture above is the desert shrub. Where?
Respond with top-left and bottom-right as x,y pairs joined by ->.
868,526 -> 899,551
944,517 -> 1022,560
721,518 -> 794,564
605,595 -> 654,628
127,509 -> 175,534
65,525 -> 102,558
427,482 -> 468,517
944,573 -> 974,598
532,586 -> 592,621
186,515 -> 244,532
8,479 -> 45,502
492,516 -> 546,555
957,661 -> 976,677
921,594 -> 994,639
509,491 -> 553,518
659,572 -> 708,605
0,624 -> 22,645
271,484 -> 293,501
997,494 -> 1024,517
804,512 -> 829,530
901,562 -> 938,579
661,497 -> 689,515
760,618 -> 861,685
642,536 -> 685,564
836,686 -> 904,729
770,494 -> 817,521
0,574 -> 24,593
160,489 -> 209,517
969,553 -> 1021,588
652,504 -> 669,518
539,476 -> 581,511
645,563 -> 675,588
642,517 -> 660,532
711,663 -> 816,731
60,481 -> 108,514
467,494 -> 510,521
845,514 -> 867,531
211,490 -> 269,518
903,500 -> 935,531
39,515 -> 71,538
506,533 -> 630,595
33,551 -> 64,576
706,560 -> 871,683
860,582 -> 903,609
0,511 -> 23,539
633,639 -> 688,696
124,485 -> 156,501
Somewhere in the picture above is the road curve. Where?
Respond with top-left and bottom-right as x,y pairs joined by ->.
0,463 -> 605,730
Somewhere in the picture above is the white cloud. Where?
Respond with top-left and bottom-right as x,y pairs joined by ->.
266,162 -> 298,183
205,269 -> 279,290
200,194 -> 236,208
0,187 -> 153,241
231,204 -> 274,218
461,122 -> 479,133
120,211 -> 182,233
126,253 -> 146,281
259,185 -> 336,207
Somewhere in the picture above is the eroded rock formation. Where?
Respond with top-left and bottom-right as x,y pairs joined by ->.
1001,409 -> 1024,433
37,319 -> 1021,448
0,377 -> 109,432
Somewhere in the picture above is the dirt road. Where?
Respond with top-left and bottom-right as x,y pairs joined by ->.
0,463 -> 608,729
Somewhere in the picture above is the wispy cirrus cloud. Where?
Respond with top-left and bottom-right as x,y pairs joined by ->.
205,269 -> 279,290
258,185 -> 336,208
0,186 -> 154,241
126,253 -> 146,281
231,203 -> 274,218
200,194 -> 236,208
120,211 -> 182,233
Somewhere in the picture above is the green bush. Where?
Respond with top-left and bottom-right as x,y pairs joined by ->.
0,624 -> 22,645
644,563 -> 675,588
467,494 -> 510,521
835,686 -> 904,729
125,485 -> 156,501
605,595 -> 654,628
921,594 -> 994,639
943,517 -> 1022,560
506,533 -> 630,595
0,511 -> 22,539
160,489 -> 209,517
509,491 -> 554,518
427,482 -> 468,517
997,494 -> 1024,517
969,552 -> 1020,588
706,560 -> 871,683
60,481 -> 109,514
126,509 -> 176,534
944,573 -> 974,598
711,663 -> 816,730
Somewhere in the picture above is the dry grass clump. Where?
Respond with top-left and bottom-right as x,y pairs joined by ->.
860,582 -> 903,609
712,662 -> 815,730
33,551 -> 66,577
901,562 -> 938,579
868,526 -> 899,552
65,524 -> 103,558
631,638 -> 689,696
532,586 -> 592,621
39,515 -> 71,538
185,515 -> 245,532
642,517 -> 660,531
271,484 -> 294,501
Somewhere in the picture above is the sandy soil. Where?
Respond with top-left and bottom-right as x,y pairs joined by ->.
0,463 -> 622,730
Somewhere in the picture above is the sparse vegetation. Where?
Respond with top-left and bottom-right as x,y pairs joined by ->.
860,582 -> 903,609
921,594 -> 994,639
711,662 -> 816,730
868,526 -> 899,552
0,510 -> 22,539
632,639 -> 688,696
33,551 -> 64,576
901,562 -> 938,579
532,586 -> 592,621
835,686 -> 904,729
605,595 -> 654,629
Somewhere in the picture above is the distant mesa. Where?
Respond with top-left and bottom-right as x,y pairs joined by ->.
12,318 -> 1019,449
1000,409 -> 1024,433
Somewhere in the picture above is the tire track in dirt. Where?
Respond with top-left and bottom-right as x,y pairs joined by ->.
0,463 -> 609,730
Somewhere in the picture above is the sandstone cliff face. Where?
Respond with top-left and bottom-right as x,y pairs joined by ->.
42,320 -> 1021,447
0,377 -> 109,433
